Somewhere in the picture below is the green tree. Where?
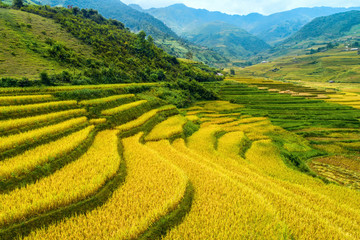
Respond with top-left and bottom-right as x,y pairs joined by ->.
12,0 -> 23,8
186,51 -> 193,60
40,71 -> 52,86
230,69 -> 235,75
147,35 -> 154,45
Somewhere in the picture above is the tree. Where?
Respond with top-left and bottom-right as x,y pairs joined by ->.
12,0 -> 23,8
185,51 -> 193,60
230,69 -> 235,75
40,71 -> 52,86
147,35 -> 154,45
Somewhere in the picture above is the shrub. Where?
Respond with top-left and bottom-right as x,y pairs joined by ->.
40,72 -> 52,86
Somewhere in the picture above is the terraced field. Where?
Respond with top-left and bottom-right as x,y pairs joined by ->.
1,81 -> 360,239
216,78 -> 360,189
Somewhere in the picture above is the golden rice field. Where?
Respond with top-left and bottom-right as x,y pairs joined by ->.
1,82 -> 360,239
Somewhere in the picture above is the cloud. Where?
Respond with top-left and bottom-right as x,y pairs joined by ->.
122,0 -> 360,15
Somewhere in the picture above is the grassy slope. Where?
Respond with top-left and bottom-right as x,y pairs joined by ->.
256,11 -> 360,61
235,45 -> 360,83
0,5 -> 224,86
37,0 -> 229,67
0,8 -> 94,79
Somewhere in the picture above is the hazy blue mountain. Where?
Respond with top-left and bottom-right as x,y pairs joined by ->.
128,4 -> 143,12
184,22 -> 270,59
146,4 -> 360,45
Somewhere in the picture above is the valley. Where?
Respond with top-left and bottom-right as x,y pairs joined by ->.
1,0 -> 360,239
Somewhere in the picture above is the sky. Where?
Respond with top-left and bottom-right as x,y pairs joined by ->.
121,0 -> 360,15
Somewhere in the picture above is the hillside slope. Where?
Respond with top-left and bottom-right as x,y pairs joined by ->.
236,45 -> 360,83
0,7 -> 94,79
0,5 -> 223,87
258,11 -> 360,60
36,0 -> 228,66
184,22 -> 270,59
285,11 -> 360,43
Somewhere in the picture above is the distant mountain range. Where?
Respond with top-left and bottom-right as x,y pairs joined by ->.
183,22 -> 270,59
144,4 -> 360,45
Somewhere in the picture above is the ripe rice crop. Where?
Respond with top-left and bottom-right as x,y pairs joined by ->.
0,109 -> 86,134
145,115 -> 187,141
203,113 -> 241,118
0,83 -> 159,94
200,101 -> 243,111
0,117 -> 87,153
216,131 -> 248,158
0,126 -> 94,180
185,115 -> 200,122
0,101 -> 78,118
0,130 -> 120,227
101,100 -> 147,116
200,117 -> 236,127
89,118 -> 107,125
0,95 -> 54,106
186,110 -> 216,115
147,140 -> 287,239
183,130 -> 360,239
116,105 -> 176,132
24,133 -> 188,240
79,94 -> 135,106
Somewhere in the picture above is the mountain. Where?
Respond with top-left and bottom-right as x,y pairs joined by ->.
2,0 -> 39,5
145,4 -> 360,45
36,0 -> 228,66
257,11 -> 360,60
184,22 -> 270,59
38,0 -> 178,39
236,43 -> 360,83
285,11 -> 360,43
128,4 -> 144,12
0,4 -> 223,86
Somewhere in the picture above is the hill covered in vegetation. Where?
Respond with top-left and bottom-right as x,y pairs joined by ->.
0,3 -> 224,88
285,10 -> 360,43
253,11 -> 360,61
184,22 -> 270,60
235,44 -> 360,83
35,0 -> 228,66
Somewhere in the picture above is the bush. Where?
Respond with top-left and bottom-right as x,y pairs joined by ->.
53,89 -> 122,101
40,71 -> 52,86
183,121 -> 200,138
18,77 -> 31,87
12,0 -> 23,8
0,78 -> 17,87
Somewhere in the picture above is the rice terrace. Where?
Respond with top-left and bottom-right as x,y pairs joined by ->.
1,0 -> 360,239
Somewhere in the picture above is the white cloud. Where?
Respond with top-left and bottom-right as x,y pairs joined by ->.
122,0 -> 360,15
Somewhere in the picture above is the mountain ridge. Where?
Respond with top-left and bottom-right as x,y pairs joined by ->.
184,22 -> 270,59
145,4 -> 360,44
